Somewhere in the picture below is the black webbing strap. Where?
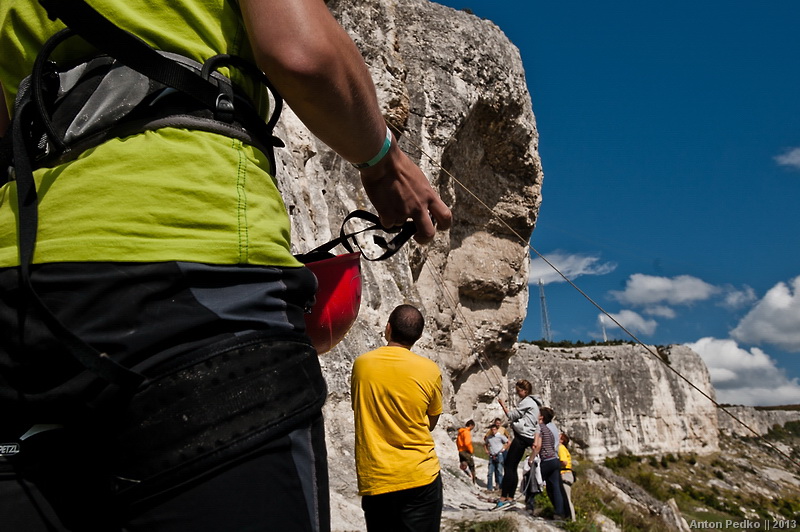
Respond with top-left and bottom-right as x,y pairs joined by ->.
36,0 -> 285,171
30,28 -> 72,155
201,54 -> 285,146
295,210 -> 417,264
38,0 -> 224,115
0,136 -> 10,185
12,96 -> 145,391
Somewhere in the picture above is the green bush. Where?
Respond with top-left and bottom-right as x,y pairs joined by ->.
564,481 -> 614,532
633,471 -> 666,500
604,453 -> 639,471
533,492 -> 554,518
778,497 -> 800,519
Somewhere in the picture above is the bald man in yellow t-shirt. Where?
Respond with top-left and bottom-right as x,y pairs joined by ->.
351,305 -> 443,532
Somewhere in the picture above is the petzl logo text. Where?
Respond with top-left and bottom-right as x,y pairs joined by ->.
0,443 -> 20,456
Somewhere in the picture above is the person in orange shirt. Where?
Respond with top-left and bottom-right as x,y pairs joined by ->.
457,420 -> 476,484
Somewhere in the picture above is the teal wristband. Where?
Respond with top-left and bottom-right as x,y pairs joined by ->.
352,126 -> 393,169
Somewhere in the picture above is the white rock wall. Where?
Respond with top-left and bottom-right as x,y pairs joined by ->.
508,344 -> 720,461
717,405 -> 800,437
270,1 -> 543,526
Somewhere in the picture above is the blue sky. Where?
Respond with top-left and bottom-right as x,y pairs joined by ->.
434,1 -> 800,406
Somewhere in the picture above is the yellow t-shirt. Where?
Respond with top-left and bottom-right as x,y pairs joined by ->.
351,345 -> 443,496
558,443 -> 572,471
0,1 -> 299,268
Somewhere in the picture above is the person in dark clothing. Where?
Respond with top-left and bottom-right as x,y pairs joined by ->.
533,406 -> 565,519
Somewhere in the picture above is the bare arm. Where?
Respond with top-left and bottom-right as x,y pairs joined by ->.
238,0 -> 451,242
527,432 -> 541,465
0,85 -> 9,137
428,414 -> 440,431
498,397 -> 508,415
532,431 -> 542,455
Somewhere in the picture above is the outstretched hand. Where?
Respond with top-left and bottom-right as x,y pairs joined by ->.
359,139 -> 452,244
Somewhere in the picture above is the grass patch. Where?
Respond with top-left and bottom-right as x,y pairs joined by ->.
565,472 -> 665,532
533,492 -> 554,518
593,433 -> 800,525
473,445 -> 489,461
767,420 -> 800,440
448,517 -> 517,532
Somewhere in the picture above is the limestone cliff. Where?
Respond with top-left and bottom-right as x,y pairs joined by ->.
718,405 -> 800,437
274,0 -> 541,400
507,344 -> 720,461
272,0 -> 542,525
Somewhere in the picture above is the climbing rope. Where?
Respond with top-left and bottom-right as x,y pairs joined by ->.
388,122 -> 800,470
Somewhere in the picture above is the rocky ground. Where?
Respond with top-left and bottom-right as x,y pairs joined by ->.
332,421 -> 800,531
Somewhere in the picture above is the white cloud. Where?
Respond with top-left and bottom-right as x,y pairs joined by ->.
643,305 -> 676,319
609,274 -> 718,306
529,251 -> 616,285
775,147 -> 800,170
686,337 -> 800,406
720,285 -> 757,310
731,276 -> 800,352
599,310 -> 657,336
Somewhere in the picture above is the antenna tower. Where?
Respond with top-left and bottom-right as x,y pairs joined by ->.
600,315 -> 608,342
538,278 -> 552,342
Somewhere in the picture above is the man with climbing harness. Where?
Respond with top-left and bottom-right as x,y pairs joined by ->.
0,0 -> 451,530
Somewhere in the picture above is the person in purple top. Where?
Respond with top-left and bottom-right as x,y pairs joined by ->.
533,406 -> 565,519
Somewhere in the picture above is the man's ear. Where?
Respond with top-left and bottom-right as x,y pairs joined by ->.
384,323 -> 392,342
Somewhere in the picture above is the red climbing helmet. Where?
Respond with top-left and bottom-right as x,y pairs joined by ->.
297,210 -> 416,355
303,252 -> 363,355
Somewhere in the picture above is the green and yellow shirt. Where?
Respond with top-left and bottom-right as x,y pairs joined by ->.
0,0 -> 300,268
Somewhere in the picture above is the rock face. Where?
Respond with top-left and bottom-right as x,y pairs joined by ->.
718,406 -> 800,437
275,0 -> 541,398
584,467 -> 691,532
272,0 -> 542,526
508,344 -> 720,461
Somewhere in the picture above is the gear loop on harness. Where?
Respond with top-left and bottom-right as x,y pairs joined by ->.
214,93 -> 235,123
200,53 -> 286,150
